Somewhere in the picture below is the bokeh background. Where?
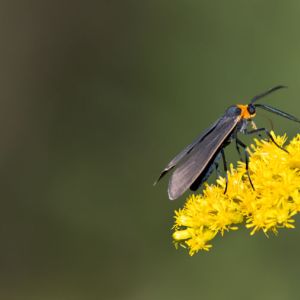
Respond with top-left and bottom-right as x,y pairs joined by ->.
1,1 -> 300,299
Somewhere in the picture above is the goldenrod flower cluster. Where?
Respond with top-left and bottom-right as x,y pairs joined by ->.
173,132 -> 300,255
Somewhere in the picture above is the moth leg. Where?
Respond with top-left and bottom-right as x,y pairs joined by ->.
233,128 -> 244,162
245,128 -> 288,153
214,160 -> 220,179
235,136 -> 244,162
234,129 -> 243,161
250,120 -> 263,139
221,148 -> 229,194
236,138 -> 255,191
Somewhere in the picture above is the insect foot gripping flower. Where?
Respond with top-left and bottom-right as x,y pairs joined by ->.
172,131 -> 300,256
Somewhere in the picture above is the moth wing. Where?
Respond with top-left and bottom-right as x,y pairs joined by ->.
154,119 -> 220,185
168,114 -> 241,200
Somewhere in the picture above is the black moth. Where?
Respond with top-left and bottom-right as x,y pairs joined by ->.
155,86 -> 300,200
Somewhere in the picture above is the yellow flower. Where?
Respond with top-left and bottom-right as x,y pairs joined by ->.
173,131 -> 300,255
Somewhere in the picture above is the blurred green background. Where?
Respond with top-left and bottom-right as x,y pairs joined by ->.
2,1 -> 300,299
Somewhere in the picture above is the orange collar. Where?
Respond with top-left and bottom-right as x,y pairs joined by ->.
237,104 -> 256,119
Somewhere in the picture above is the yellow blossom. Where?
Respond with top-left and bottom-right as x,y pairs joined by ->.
173,131 -> 300,255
